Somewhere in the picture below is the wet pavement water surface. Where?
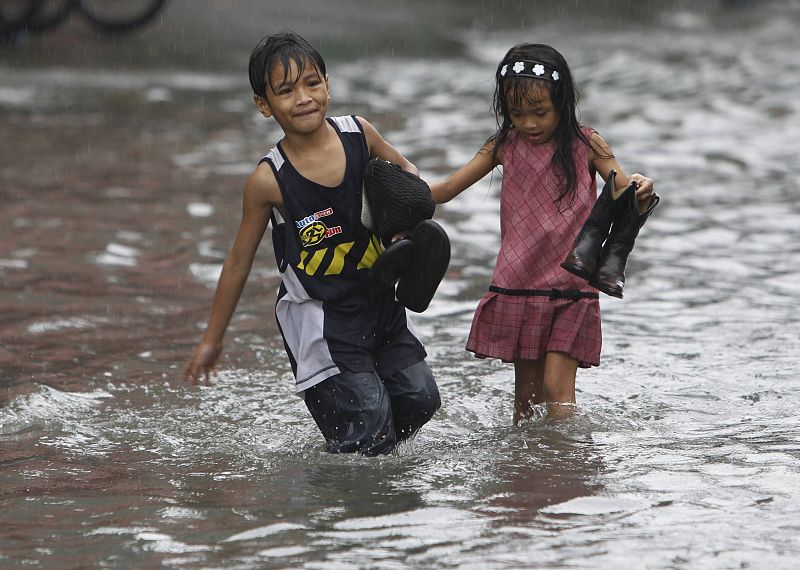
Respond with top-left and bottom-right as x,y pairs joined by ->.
2,1 -> 800,568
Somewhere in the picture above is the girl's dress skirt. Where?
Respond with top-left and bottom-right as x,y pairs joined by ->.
466,291 -> 601,368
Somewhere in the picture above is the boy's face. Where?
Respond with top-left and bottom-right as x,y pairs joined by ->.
505,83 -> 559,145
254,58 -> 329,135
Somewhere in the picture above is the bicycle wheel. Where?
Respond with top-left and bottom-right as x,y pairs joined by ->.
0,0 -> 44,36
23,0 -> 76,34
78,0 -> 168,34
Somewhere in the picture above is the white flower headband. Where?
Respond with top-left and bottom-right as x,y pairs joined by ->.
499,60 -> 560,82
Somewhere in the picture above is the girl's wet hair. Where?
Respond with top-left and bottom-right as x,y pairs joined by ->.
490,43 -> 597,204
248,31 -> 326,98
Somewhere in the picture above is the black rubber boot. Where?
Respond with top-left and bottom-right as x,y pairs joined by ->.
561,171 -> 620,280
589,188 -> 660,298
396,220 -> 451,313
366,238 -> 415,305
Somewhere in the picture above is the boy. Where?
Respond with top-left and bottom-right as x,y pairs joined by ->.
182,32 -> 440,456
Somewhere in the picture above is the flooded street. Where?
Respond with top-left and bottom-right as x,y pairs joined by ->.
2,1 -> 800,568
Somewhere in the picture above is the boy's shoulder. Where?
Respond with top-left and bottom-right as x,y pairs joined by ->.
259,115 -> 364,171
259,144 -> 285,171
245,158 -> 281,207
328,115 -> 364,134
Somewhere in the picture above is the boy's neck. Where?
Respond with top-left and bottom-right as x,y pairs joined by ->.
280,118 -> 334,157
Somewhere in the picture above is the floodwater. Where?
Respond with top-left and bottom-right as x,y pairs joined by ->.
2,1 -> 800,568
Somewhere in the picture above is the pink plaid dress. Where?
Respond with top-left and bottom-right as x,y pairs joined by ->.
466,127 -> 602,367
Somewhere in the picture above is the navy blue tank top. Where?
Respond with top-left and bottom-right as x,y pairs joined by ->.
261,116 -> 381,307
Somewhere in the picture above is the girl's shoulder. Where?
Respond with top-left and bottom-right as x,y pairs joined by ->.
580,127 -> 617,162
579,124 -> 598,140
576,125 -> 604,159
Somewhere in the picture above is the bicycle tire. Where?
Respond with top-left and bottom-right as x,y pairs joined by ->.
0,0 -> 44,35
23,0 -> 76,34
78,0 -> 168,34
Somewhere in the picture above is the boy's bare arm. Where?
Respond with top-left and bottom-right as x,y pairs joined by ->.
183,164 -> 278,385
356,116 -> 419,176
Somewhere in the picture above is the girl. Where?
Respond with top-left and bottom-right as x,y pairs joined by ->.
430,43 -> 658,423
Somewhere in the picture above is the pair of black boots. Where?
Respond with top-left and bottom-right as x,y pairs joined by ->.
362,159 -> 450,313
368,220 -> 450,312
561,170 -> 659,298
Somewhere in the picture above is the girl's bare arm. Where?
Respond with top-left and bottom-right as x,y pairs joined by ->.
429,142 -> 495,204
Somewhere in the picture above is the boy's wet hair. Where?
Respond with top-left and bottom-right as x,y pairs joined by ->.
249,31 -> 326,98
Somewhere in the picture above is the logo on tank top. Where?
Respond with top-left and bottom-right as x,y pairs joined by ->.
296,207 -> 343,247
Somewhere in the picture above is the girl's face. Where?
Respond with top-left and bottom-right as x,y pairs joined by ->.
505,84 -> 559,145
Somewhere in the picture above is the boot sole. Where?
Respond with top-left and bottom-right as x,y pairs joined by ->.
588,276 -> 624,299
396,220 -> 451,312
560,259 -> 594,281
